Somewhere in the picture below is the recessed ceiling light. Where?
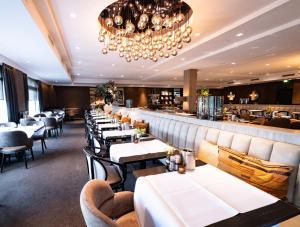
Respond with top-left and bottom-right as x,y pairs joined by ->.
181,58 -> 185,61
230,70 -> 234,74
231,62 -> 236,65
287,65 -> 291,68
205,78 -> 209,81
195,33 -> 200,37
75,46 -> 80,50
265,63 -> 270,66
70,13 -> 77,19
154,69 -> 159,72
120,75 -> 124,78
78,61 -> 82,64
174,77 -> 177,80
248,72 -> 253,75
76,73 -> 80,76
219,79 -> 223,82
112,63 -> 116,67
236,33 -> 244,37
98,74 -> 103,77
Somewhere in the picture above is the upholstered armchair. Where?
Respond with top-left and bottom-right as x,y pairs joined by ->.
80,179 -> 139,227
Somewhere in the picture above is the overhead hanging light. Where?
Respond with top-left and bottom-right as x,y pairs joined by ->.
98,0 -> 193,63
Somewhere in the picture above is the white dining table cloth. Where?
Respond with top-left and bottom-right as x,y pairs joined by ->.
102,129 -> 135,139
92,116 -> 107,120
134,164 -> 278,227
110,139 -> 169,163
0,125 -> 43,138
97,123 -> 119,130
95,119 -> 113,124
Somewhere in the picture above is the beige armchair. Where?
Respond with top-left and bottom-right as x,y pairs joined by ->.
80,179 -> 139,227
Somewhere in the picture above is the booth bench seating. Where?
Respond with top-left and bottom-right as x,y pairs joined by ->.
112,107 -> 300,208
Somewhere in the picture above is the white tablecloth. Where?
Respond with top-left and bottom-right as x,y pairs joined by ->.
0,125 -> 43,138
102,129 -> 135,139
97,123 -> 119,130
110,139 -> 169,163
134,164 -> 279,227
92,116 -> 107,120
95,119 -> 113,124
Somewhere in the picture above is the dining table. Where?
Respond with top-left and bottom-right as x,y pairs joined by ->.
134,164 -> 300,227
97,123 -> 120,131
0,125 -> 44,138
95,119 -> 114,124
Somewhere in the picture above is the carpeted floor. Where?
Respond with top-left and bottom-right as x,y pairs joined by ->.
0,121 -> 89,227
0,120 -> 159,227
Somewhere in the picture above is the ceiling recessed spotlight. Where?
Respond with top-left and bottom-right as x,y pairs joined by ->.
70,13 -> 77,19
205,78 -> 209,81
98,74 -> 103,77
76,73 -> 80,76
174,77 -> 177,80
230,70 -> 234,74
75,46 -> 80,50
219,79 -> 223,82
77,61 -> 82,64
112,63 -> 115,67
287,65 -> 291,68
181,58 -> 185,61
265,63 -> 270,66
195,32 -> 200,37
236,33 -> 244,37
154,69 -> 159,72
248,72 -> 253,75
120,75 -> 124,78
231,62 -> 236,65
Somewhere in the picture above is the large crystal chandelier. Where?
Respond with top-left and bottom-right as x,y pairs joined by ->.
98,0 -> 193,62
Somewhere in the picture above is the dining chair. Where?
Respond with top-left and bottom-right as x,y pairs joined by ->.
265,118 -> 291,129
19,118 -> 36,126
82,146 -> 125,191
80,179 -> 138,227
25,121 -> 47,154
0,122 -> 17,128
42,117 -> 59,137
0,131 -> 34,172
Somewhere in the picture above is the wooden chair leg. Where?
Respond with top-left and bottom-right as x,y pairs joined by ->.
23,151 -> 28,169
1,153 -> 5,173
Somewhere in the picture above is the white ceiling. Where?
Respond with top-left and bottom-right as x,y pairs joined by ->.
1,0 -> 300,87
0,0 -> 70,83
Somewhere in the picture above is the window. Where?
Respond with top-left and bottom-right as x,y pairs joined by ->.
28,78 -> 40,116
0,66 -> 8,122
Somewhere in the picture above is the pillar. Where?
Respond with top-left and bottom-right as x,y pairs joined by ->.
183,69 -> 197,113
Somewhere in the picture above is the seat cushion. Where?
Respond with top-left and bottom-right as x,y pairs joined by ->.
218,146 -> 293,198
1,146 -> 27,154
197,140 -> 219,167
217,131 -> 234,148
205,128 -> 220,144
231,134 -> 252,153
248,137 -> 274,161
115,211 -> 139,227
106,166 -> 122,186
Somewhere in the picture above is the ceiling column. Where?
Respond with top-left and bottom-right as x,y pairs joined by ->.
183,69 -> 197,113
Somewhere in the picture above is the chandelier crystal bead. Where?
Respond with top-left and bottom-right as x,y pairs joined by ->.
98,0 -> 193,62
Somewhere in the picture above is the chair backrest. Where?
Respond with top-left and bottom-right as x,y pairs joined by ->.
42,117 -> 57,127
20,118 -> 36,126
0,122 -> 17,128
0,130 -> 28,147
82,147 -> 107,181
80,180 -> 117,227
34,113 -> 46,117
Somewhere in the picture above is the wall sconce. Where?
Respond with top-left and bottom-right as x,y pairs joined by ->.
249,90 -> 259,101
227,92 -> 235,101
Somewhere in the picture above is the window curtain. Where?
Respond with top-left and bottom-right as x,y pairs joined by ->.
37,80 -> 44,112
2,64 -> 19,122
23,73 -> 29,112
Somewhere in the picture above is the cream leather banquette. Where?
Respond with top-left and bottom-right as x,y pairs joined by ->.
113,107 -> 300,207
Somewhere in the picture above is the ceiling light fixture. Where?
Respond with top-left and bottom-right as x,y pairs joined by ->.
181,58 -> 185,61
265,63 -> 270,66
235,33 -> 243,37
195,32 -> 200,37
231,62 -> 236,65
98,0 -> 193,62
78,61 -> 82,64
120,75 -> 124,77
75,46 -> 80,50
112,63 -> 116,67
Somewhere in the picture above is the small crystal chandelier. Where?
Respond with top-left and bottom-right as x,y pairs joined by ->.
98,0 -> 193,63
